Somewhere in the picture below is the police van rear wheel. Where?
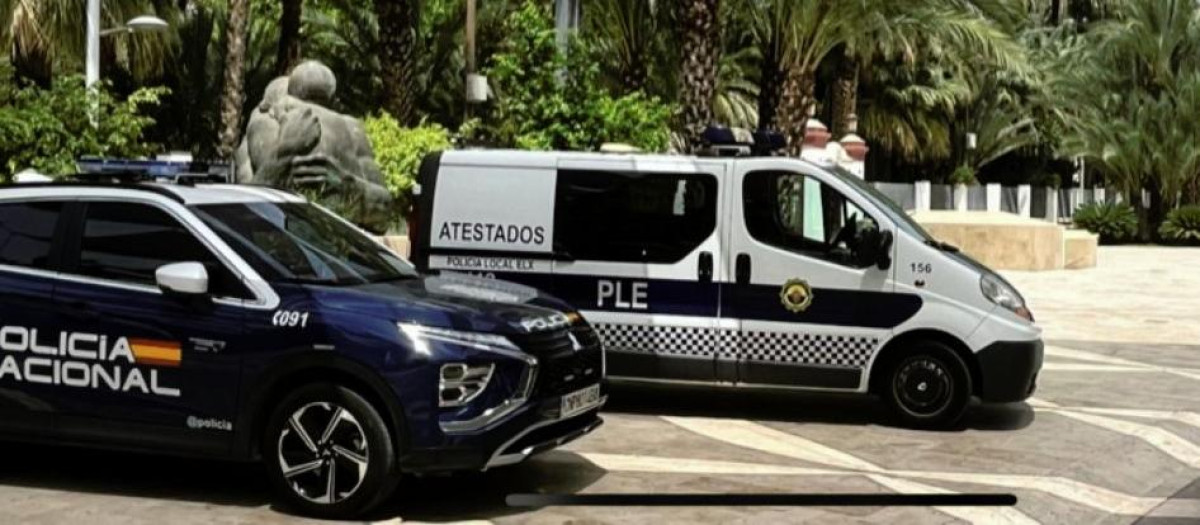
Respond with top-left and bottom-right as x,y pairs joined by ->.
883,342 -> 972,429
264,383 -> 399,519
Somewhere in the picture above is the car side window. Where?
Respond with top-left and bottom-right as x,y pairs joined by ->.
743,171 -> 879,268
0,202 -> 64,270
76,202 -> 252,300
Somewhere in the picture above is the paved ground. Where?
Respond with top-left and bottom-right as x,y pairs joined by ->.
1,246 -> 1198,524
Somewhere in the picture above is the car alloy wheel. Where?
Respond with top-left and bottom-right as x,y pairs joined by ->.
277,401 -> 370,505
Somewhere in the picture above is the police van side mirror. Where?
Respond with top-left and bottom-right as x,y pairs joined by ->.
875,230 -> 894,270
855,229 -> 894,271
156,262 -> 210,296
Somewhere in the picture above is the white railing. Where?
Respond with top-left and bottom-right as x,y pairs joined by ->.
875,182 -> 1117,223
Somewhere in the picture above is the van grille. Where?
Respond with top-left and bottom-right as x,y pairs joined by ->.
511,325 -> 604,397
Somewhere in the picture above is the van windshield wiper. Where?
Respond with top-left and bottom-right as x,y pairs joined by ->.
925,239 -> 960,253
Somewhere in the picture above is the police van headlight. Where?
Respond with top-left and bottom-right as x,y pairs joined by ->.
398,323 -> 520,355
980,274 -> 1034,322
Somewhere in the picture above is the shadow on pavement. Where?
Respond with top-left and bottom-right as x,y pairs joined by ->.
372,450 -> 605,521
0,440 -> 603,522
0,441 -> 271,508
604,381 -> 1035,432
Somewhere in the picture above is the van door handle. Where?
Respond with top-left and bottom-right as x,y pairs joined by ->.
735,253 -> 751,285
698,252 -> 713,283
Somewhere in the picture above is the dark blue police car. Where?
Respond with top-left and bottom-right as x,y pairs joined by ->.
0,180 -> 604,518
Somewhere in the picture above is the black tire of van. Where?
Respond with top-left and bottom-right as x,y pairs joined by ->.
263,382 -> 400,519
881,341 -> 972,429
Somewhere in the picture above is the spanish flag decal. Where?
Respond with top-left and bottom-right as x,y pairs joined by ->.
129,339 -> 182,368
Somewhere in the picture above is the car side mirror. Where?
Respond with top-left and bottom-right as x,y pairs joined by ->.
855,229 -> 894,271
156,262 -> 209,296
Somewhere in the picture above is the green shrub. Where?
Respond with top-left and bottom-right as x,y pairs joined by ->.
948,164 -> 977,186
364,113 -> 452,213
1159,205 -> 1200,245
480,0 -> 674,152
0,75 -> 166,180
1073,201 -> 1138,244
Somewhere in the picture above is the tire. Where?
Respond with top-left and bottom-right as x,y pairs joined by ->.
262,382 -> 400,519
880,341 -> 972,429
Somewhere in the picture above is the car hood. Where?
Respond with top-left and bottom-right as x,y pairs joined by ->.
302,272 -> 575,335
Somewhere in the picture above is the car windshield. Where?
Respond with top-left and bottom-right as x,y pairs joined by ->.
820,164 -> 937,243
192,202 -> 418,285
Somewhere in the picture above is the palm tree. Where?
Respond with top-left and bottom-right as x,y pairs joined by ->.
374,0 -> 419,125
584,0 -> 665,94
827,0 -> 1028,138
0,0 -> 177,85
217,0 -> 249,158
676,0 -> 721,152
741,0 -> 1027,155
275,0 -> 303,75
1054,0 -> 1200,239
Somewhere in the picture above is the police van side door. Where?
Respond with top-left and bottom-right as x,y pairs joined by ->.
724,159 -> 909,391
552,158 -> 728,382
52,199 -> 250,455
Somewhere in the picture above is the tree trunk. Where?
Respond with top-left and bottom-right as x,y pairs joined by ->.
676,0 -> 721,152
623,51 -> 647,94
775,62 -> 815,157
830,51 -> 859,138
375,0 -> 419,126
217,0 -> 250,159
757,37 -> 782,132
274,0 -> 303,76
11,40 -> 53,88
1146,178 -> 1166,242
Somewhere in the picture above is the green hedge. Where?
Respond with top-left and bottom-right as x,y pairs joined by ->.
364,113 -> 451,214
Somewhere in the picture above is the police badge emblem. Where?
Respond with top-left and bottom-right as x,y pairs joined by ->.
780,278 -> 814,313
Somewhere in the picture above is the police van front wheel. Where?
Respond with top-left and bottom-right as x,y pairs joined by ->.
881,342 -> 972,429
263,383 -> 400,519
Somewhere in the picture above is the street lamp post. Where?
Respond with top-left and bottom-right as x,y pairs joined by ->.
85,0 -> 169,87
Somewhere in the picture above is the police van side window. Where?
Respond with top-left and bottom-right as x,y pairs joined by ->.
0,202 -> 63,270
743,171 -> 879,268
555,169 -> 718,263
75,202 -> 252,299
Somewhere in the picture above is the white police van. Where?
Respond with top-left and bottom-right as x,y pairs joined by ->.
410,147 -> 1043,428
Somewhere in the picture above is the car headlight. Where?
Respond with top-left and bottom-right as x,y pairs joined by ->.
398,323 -> 520,355
980,274 -> 1034,322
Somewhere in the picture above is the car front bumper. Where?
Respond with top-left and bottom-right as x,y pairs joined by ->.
399,384 -> 606,473
976,339 -> 1044,402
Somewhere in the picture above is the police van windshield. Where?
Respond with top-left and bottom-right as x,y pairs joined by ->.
821,164 -> 936,243
192,202 -> 418,285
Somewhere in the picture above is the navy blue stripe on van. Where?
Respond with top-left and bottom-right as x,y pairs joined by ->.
720,283 -> 921,329
480,272 -> 921,330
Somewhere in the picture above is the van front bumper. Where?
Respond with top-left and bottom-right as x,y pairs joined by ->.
976,339 -> 1044,402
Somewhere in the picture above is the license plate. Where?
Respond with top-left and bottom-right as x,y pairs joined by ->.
560,384 -> 601,419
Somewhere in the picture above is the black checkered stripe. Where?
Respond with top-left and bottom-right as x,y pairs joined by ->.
594,323 -> 878,369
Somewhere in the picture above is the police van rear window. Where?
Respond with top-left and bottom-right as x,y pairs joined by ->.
554,170 -> 717,263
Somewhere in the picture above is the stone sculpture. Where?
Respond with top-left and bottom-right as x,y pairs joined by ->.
235,61 -> 393,233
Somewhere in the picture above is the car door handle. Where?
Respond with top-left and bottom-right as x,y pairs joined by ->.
735,253 -> 751,285
64,300 -> 100,320
698,251 -> 713,283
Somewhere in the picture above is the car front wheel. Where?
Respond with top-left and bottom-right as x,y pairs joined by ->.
263,383 -> 399,519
